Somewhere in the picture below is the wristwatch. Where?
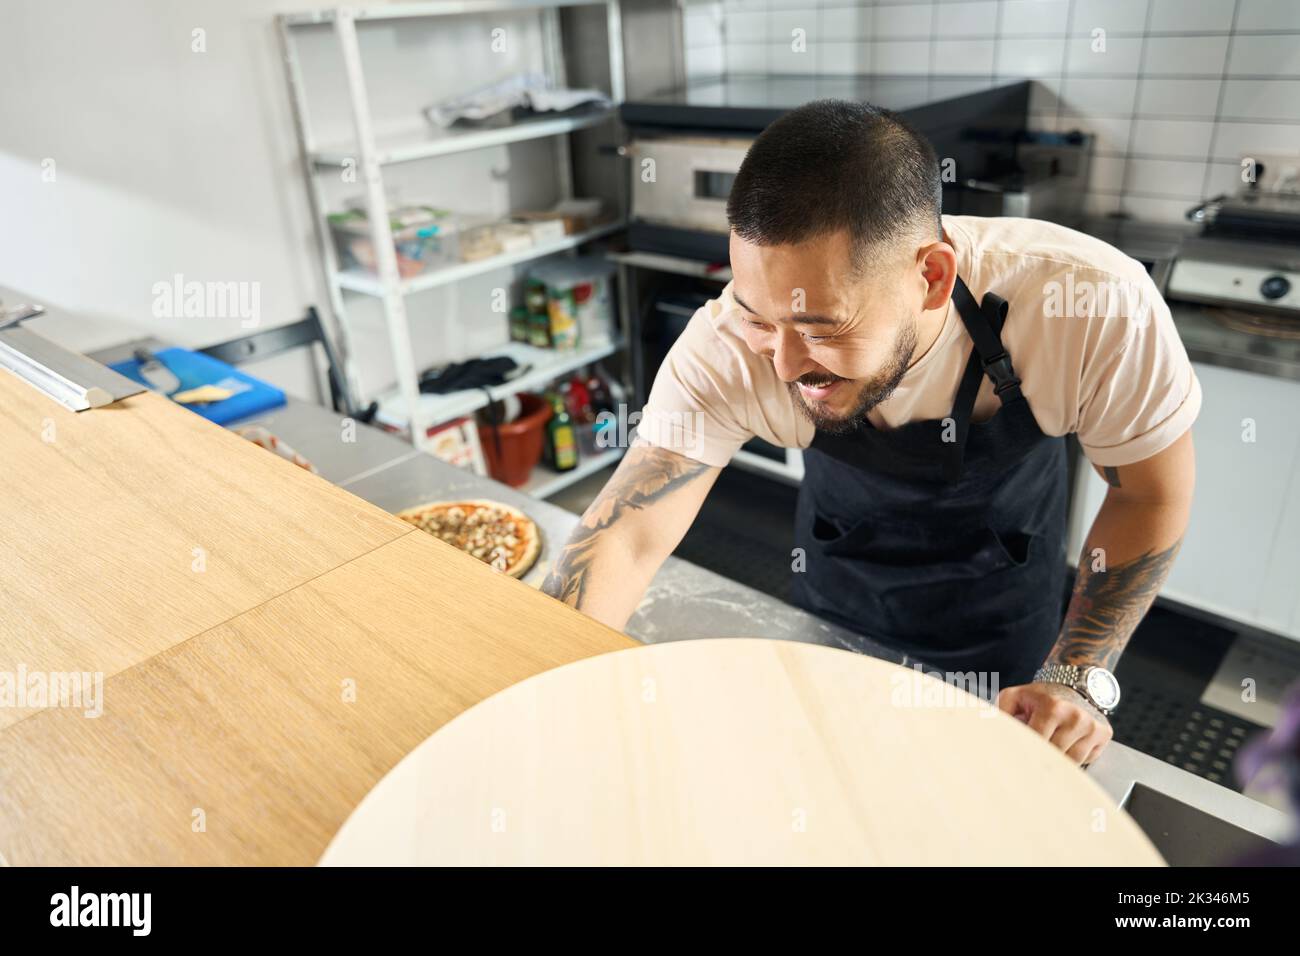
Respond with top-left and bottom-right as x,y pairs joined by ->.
1033,664 -> 1121,716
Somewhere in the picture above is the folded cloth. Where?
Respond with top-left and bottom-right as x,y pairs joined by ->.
425,72 -> 610,128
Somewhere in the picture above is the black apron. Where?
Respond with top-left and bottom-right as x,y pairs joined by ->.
790,276 -> 1068,690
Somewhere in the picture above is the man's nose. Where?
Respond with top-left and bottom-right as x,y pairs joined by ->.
767,330 -> 811,382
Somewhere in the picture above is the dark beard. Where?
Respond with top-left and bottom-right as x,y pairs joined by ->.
786,321 -> 918,436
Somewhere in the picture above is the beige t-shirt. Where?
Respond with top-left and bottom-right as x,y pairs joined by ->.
637,215 -> 1201,469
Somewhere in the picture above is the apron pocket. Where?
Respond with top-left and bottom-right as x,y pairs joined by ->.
811,513 -> 1028,576
797,513 -> 1060,651
810,511 -> 848,544
989,527 -> 1032,567
877,530 -> 1058,648
876,526 -> 1041,596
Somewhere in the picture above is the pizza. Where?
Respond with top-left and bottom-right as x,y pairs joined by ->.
397,499 -> 541,578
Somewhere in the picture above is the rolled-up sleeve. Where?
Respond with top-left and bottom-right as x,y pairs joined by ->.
1076,288 -> 1202,467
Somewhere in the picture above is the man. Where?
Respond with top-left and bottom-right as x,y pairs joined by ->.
543,101 -> 1198,765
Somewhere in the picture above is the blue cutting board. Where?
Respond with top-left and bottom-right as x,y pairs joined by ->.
110,348 -> 286,425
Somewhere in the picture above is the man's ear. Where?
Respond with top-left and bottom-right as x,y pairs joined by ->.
917,240 -> 958,312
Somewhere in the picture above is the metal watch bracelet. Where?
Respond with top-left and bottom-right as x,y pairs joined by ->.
1033,663 -> 1117,716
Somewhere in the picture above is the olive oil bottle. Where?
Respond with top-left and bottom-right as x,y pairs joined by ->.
545,390 -> 578,473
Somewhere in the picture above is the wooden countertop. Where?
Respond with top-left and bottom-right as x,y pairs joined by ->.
0,369 -> 635,865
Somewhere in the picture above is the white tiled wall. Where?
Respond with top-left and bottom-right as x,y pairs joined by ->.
682,0 -> 1300,223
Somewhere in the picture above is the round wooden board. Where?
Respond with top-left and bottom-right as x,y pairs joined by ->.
320,639 -> 1164,866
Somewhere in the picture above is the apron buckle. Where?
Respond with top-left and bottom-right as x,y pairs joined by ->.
982,352 -> 1022,396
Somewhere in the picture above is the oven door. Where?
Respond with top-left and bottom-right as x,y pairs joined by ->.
629,136 -> 752,234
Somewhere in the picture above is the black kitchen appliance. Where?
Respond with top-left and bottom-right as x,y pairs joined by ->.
619,74 -> 1036,263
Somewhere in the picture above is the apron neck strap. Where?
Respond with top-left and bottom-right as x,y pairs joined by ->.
940,276 -> 1025,483
949,276 -> 1023,404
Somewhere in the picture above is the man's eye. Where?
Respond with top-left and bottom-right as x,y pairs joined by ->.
801,333 -> 831,343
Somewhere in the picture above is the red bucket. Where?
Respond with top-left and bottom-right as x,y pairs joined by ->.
477,393 -> 552,487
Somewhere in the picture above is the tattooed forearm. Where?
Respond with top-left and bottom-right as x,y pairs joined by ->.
541,446 -> 712,608
1049,539 -> 1183,671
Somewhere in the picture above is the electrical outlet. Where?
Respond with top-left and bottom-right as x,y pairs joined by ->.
1240,152 -> 1300,193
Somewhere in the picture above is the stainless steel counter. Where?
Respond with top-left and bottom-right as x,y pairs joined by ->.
1172,301 -> 1300,383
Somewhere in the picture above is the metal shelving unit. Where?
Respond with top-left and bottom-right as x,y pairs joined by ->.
277,1 -> 628,479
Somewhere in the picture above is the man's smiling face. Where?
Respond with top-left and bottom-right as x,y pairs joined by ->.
729,228 -> 939,435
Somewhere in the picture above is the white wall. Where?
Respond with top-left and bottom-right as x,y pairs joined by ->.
0,0 -> 332,397
684,0 -> 1300,224
0,0 -> 587,403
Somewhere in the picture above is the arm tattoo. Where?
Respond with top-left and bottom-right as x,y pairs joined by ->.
1049,539 -> 1182,671
541,447 -> 712,608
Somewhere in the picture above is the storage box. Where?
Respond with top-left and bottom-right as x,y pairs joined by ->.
460,221 -> 535,262
459,223 -> 503,262
329,205 -> 459,278
514,198 -> 606,236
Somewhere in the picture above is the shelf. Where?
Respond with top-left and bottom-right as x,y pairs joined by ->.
606,250 -> 733,282
523,446 -> 624,499
280,0 -> 628,467
335,220 -> 626,297
283,0 -> 616,28
374,339 -> 621,432
311,108 -> 617,166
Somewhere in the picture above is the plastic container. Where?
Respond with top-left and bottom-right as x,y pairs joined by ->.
458,221 -> 503,262
527,257 -> 618,349
514,198 -> 604,236
328,205 -> 459,278
476,392 -> 552,487
460,220 -> 535,262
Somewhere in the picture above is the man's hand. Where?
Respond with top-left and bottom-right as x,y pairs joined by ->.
996,682 -> 1113,766
1002,431 -> 1194,767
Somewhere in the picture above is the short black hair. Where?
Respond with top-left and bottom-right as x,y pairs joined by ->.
726,100 -> 942,271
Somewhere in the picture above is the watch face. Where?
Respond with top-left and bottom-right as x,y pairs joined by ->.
1085,668 -> 1121,710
